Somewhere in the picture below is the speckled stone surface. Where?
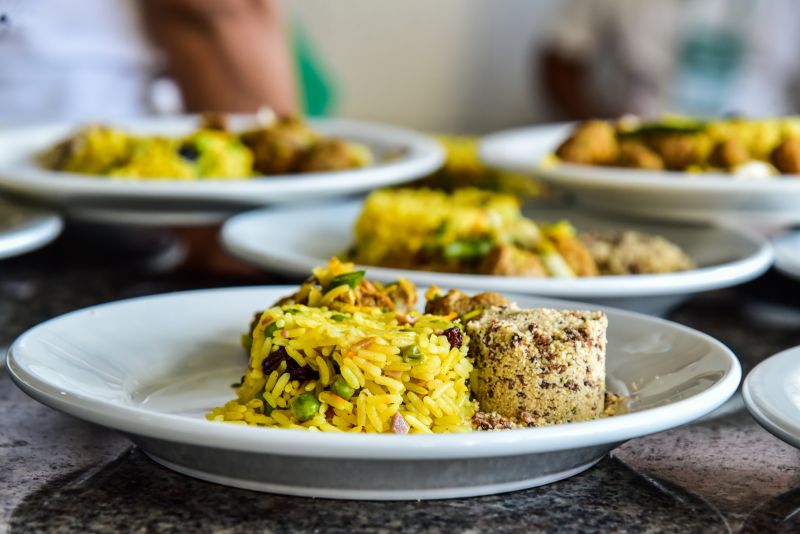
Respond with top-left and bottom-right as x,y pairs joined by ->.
2,229 -> 800,533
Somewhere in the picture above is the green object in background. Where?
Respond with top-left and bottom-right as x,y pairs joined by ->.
291,20 -> 337,117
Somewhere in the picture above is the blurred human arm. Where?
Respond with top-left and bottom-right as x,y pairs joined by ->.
142,0 -> 297,115
536,0 -> 620,121
539,48 -> 600,121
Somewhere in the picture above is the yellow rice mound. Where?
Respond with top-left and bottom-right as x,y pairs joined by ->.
208,299 -> 475,434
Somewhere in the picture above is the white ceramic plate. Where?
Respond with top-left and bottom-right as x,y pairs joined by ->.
743,345 -> 800,448
220,201 -> 773,315
0,200 -> 62,259
773,231 -> 800,281
7,287 -> 739,500
0,115 -> 443,226
479,123 -> 800,225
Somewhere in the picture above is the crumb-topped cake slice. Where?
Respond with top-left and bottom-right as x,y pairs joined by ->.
467,307 -> 607,425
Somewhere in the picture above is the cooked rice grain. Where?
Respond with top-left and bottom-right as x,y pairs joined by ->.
207,304 -> 474,433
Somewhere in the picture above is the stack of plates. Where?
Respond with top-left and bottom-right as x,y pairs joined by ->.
0,199 -> 62,260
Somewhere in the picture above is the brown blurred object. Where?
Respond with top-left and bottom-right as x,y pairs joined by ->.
617,142 -> 664,170
554,120 -> 619,165
142,0 -> 297,116
175,226 -> 267,280
708,138 -> 749,169
240,117 -> 318,174
771,137 -> 800,174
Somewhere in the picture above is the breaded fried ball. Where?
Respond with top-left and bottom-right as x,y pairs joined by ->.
240,117 -> 318,174
555,120 -> 619,165
708,138 -> 749,169
294,138 -> 371,173
771,137 -> 800,174
647,134 -> 703,170
616,142 -> 664,170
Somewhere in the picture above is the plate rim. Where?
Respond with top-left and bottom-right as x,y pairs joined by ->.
7,285 -> 741,460
773,231 -> 800,281
0,202 -> 63,259
743,345 -> 800,448
219,201 -> 774,298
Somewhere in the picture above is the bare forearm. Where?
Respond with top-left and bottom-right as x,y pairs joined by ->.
143,0 -> 298,115
540,48 -> 609,121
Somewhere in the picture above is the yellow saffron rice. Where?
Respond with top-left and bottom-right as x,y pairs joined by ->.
207,304 -> 475,433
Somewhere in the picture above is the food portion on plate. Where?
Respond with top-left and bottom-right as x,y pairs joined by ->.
347,188 -> 694,277
208,258 -> 624,433
550,116 -> 800,177
413,135 -> 543,196
40,113 -> 372,180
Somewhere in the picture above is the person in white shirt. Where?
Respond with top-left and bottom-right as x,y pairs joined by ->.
0,0 -> 297,124
540,0 -> 800,120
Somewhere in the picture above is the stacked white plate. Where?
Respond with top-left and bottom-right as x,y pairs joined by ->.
744,346 -> 800,449
773,231 -> 800,281
0,200 -> 62,259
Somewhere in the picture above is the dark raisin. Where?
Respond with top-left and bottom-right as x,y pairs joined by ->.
262,347 -> 290,375
288,365 -> 319,382
262,346 -> 320,382
177,142 -> 200,161
443,326 -> 463,349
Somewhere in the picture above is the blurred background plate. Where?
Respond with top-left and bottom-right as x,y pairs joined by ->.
479,124 -> 800,226
772,231 -> 800,281
0,115 -> 444,226
0,200 -> 62,260
743,345 -> 800,449
220,200 -> 773,315
7,287 -> 741,500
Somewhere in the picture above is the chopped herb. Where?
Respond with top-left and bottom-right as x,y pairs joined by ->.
323,271 -> 365,293
442,238 -> 493,261
258,391 -> 274,415
230,375 -> 245,388
330,313 -> 348,322
401,344 -> 425,365
285,308 -> 302,315
620,120 -> 707,138
461,308 -> 483,321
263,322 -> 279,338
240,333 -> 253,351
433,220 -> 451,238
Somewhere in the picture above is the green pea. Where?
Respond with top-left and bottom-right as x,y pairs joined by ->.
263,322 -> 279,338
401,345 -> 425,365
331,376 -> 355,400
442,238 -> 493,261
290,392 -> 321,422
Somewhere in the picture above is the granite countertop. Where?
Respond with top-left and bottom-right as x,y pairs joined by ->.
2,227 -> 800,533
